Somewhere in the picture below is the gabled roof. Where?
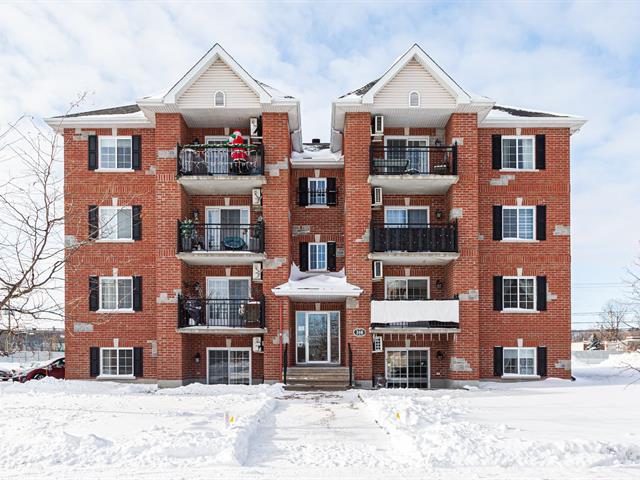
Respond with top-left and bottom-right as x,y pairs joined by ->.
337,44 -> 482,105
52,104 -> 140,119
140,43 -> 292,106
481,104 -> 587,133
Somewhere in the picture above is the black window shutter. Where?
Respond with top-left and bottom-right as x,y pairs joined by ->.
537,346 -> 548,377
90,347 -> 100,377
492,134 -> 502,169
536,205 -> 546,241
493,346 -> 504,376
133,276 -> 143,311
535,134 -> 546,170
326,178 -> 337,206
299,242 -> 309,271
536,276 -> 547,311
298,177 -> 308,206
493,276 -> 503,311
89,276 -> 99,312
492,206 -> 503,240
327,242 -> 337,271
88,135 -> 98,170
133,347 -> 143,377
132,205 -> 142,240
132,135 -> 142,170
88,205 -> 99,239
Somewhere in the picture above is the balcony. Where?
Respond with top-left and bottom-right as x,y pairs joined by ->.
178,296 -> 265,334
369,145 -> 458,194
369,222 -> 459,265
371,298 -> 460,333
177,143 -> 266,194
176,221 -> 266,265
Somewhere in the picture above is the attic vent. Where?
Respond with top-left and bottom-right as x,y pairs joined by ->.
214,91 -> 226,107
409,91 -> 420,108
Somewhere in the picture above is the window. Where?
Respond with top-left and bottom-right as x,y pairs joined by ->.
503,347 -> 536,376
100,348 -> 133,377
98,206 -> 132,240
214,91 -> 225,107
207,348 -> 251,385
99,277 -> 133,311
385,278 -> 430,300
385,136 -> 429,173
503,277 -> 535,311
385,348 -> 429,388
98,136 -> 132,169
502,206 -> 535,240
409,91 -> 420,107
309,243 -> 327,271
502,136 -> 534,170
384,207 -> 429,227
308,178 -> 327,205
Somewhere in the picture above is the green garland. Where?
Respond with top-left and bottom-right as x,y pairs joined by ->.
183,143 -> 258,149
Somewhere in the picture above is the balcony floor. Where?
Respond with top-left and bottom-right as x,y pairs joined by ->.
178,175 -> 266,195
368,174 -> 458,194
177,251 -> 266,266
368,251 -> 459,266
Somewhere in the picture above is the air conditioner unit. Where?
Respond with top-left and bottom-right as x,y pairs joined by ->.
372,187 -> 383,206
252,188 -> 262,207
250,117 -> 262,137
373,335 -> 383,353
373,260 -> 383,279
252,262 -> 263,281
373,115 -> 384,135
252,336 -> 264,353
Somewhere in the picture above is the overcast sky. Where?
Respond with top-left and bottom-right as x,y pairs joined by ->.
1,0 -> 639,328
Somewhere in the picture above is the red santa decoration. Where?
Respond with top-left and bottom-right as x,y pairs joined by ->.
228,130 -> 248,162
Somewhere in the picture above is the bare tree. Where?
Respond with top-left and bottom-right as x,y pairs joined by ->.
598,299 -> 630,342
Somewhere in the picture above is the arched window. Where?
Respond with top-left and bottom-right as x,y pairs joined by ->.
409,91 -> 420,108
214,91 -> 226,107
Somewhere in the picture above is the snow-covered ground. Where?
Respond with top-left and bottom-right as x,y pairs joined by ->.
1,354 -> 639,479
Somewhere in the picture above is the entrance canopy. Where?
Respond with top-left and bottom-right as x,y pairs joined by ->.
272,265 -> 362,302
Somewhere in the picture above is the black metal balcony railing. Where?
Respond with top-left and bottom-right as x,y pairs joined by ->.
178,296 -> 265,329
370,145 -> 457,176
177,143 -> 264,177
370,222 -> 458,253
178,221 -> 265,254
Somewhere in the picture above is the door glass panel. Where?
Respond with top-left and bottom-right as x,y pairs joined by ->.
228,279 -> 249,299
386,279 -> 407,300
296,312 -> 306,363
407,139 -> 428,172
386,350 -> 408,388
307,313 -> 328,362
386,139 -> 407,162
208,350 -> 228,384
330,312 -> 340,363
205,208 -> 221,251
229,350 -> 251,385
408,209 -> 428,226
407,279 -> 429,300
408,350 -> 429,388
385,209 -> 408,227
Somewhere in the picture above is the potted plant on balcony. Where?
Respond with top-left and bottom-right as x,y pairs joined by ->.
180,219 -> 195,252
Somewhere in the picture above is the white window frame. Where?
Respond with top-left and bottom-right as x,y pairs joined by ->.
97,135 -> 133,171
502,347 -> 537,377
295,311 -> 341,365
308,242 -> 328,272
206,347 -> 252,385
502,276 -> 537,312
385,347 -> 430,388
384,277 -> 430,300
502,206 -> 536,241
501,135 -> 536,171
99,347 -> 134,378
98,276 -> 134,313
204,135 -> 228,144
409,91 -> 420,108
307,177 -> 327,206
97,206 -> 133,242
384,206 -> 430,226
213,90 -> 226,108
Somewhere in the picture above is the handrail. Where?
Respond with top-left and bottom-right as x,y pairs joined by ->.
348,343 -> 353,388
283,343 -> 288,385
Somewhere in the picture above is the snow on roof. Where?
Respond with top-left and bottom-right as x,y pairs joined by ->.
338,78 -> 380,99
290,143 -> 344,167
272,265 -> 362,299
488,104 -> 575,119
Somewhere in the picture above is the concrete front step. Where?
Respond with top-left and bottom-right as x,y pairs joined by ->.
284,366 -> 351,391
284,384 -> 350,392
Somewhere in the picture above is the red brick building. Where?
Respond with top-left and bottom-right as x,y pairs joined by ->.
45,44 -> 585,388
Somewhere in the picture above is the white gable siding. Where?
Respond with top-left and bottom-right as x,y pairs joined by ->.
374,59 -> 456,109
177,59 -> 261,108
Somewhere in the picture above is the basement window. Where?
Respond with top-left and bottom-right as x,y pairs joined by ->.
100,347 -> 133,377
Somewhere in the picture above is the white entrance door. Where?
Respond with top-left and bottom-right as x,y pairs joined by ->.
295,311 -> 340,364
